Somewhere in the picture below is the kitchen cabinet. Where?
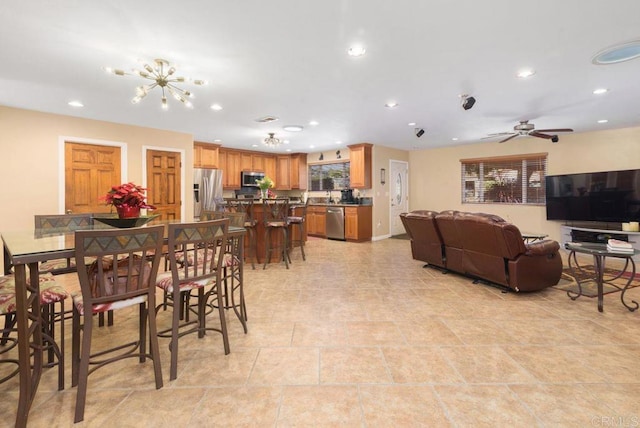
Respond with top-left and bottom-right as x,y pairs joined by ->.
307,206 -> 327,237
264,155 -> 276,182
194,142 -> 220,168
240,153 -> 253,172
290,153 -> 307,189
221,150 -> 241,189
347,143 -> 372,189
345,206 -> 372,242
252,154 -> 266,172
276,155 -> 291,190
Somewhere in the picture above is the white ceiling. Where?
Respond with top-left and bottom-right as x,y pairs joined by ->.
2,1 -> 640,153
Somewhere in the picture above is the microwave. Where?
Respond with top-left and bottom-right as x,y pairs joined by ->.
241,171 -> 265,187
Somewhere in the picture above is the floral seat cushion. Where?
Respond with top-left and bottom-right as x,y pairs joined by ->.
155,267 -> 218,293
0,273 -> 68,315
71,292 -> 147,315
174,250 -> 239,268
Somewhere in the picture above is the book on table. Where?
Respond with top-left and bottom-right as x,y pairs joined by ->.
607,239 -> 634,253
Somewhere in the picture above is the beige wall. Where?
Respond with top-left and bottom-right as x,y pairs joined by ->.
408,126 -> 640,243
0,105 -> 194,229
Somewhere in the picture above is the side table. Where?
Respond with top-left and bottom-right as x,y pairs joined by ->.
564,242 -> 639,312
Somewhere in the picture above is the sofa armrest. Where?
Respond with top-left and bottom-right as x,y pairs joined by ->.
525,240 -> 560,256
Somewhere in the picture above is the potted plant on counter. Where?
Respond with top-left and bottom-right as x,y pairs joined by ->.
256,176 -> 274,199
101,182 -> 156,218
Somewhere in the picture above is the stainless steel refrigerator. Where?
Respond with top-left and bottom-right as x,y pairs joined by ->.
193,168 -> 224,219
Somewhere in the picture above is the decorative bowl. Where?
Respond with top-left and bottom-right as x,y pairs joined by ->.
92,214 -> 159,228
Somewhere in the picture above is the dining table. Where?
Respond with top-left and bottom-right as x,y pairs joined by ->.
2,220 -> 245,428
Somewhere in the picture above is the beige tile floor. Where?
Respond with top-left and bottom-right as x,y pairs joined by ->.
2,237 -> 640,427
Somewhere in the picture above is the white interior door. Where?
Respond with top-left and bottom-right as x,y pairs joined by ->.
389,160 -> 409,235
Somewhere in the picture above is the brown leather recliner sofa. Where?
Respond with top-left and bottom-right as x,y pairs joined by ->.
400,210 -> 562,292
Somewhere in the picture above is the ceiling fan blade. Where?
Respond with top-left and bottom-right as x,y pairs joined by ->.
482,132 -> 513,139
536,128 -> 573,133
498,134 -> 519,144
529,131 -> 553,139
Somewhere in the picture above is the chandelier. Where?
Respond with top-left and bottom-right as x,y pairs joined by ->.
263,133 -> 281,147
105,58 -> 206,109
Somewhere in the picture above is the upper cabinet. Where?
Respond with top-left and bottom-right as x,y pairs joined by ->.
194,142 -> 220,169
290,153 -> 307,190
347,143 -> 373,189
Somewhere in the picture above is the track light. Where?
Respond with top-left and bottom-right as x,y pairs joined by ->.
460,94 -> 476,111
415,128 -> 425,138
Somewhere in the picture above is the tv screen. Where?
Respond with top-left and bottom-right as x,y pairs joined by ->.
545,169 -> 640,222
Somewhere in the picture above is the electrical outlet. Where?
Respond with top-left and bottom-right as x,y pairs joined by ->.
377,221 -> 382,228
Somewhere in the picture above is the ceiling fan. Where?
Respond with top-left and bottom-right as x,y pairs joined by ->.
485,120 -> 573,143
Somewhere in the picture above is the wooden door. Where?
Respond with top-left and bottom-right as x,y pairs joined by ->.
147,149 -> 181,221
65,142 -> 121,214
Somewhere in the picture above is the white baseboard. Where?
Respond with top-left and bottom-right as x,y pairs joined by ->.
372,234 -> 392,241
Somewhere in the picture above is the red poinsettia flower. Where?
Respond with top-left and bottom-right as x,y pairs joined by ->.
100,182 -> 156,209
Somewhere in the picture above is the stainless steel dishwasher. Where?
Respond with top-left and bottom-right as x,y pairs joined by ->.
326,206 -> 345,240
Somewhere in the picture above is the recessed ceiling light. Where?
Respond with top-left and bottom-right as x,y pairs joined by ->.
347,45 -> 366,57
68,100 -> 84,107
592,88 -> 609,95
309,145 -> 315,149
593,40 -> 640,64
452,137 -> 459,141
385,102 -> 398,108
283,140 -> 290,144
252,144 -> 258,147
309,120 -> 319,126
597,119 -> 609,123
285,148 -> 292,152
516,69 -> 536,78
214,139 -> 222,142
407,122 -> 416,126
283,125 -> 304,132
335,141 -> 342,145
210,104 -> 223,111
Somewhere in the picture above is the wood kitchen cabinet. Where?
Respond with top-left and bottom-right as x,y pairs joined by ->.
276,155 -> 291,190
345,205 -> 372,242
194,142 -> 220,168
290,153 -> 307,189
347,143 -> 372,189
307,205 -> 326,237
252,154 -> 266,172
264,155 -> 276,182
240,153 -> 253,172
221,149 -> 241,189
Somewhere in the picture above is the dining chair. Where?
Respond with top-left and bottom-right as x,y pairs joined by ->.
155,219 -> 230,381
35,213 -> 95,274
224,198 -> 258,269
0,272 -> 67,389
287,201 -> 308,261
71,225 -> 164,423
35,213 -> 114,333
206,211 -> 248,333
262,198 -> 291,269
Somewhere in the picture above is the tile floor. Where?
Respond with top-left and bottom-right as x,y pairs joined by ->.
1,237 -> 640,427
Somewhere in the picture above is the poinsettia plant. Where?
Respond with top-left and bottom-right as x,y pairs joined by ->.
101,182 -> 156,209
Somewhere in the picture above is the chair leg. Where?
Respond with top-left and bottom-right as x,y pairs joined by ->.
282,227 -> 290,269
139,302 -> 146,363
71,307 -> 80,387
248,227 -> 257,269
0,313 -> 15,345
214,280 -> 230,355
146,298 -> 163,389
74,310 -> 94,423
169,289 -> 181,381
263,228 -> 271,269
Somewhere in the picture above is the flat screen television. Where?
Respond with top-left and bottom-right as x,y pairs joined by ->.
545,168 -> 640,222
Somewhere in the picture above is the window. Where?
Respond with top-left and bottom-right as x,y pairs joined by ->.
461,153 -> 547,205
309,162 -> 350,190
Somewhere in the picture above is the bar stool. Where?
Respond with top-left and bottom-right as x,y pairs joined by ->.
224,198 -> 258,269
263,198 -> 291,269
287,202 -> 307,261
